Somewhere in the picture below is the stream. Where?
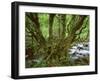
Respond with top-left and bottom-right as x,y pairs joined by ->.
68,42 -> 89,60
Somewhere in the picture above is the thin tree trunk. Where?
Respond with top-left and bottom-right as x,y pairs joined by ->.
61,14 -> 66,38
49,14 -> 55,40
58,15 -> 61,38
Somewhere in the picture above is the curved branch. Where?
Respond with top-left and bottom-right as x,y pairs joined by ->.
26,12 -> 46,45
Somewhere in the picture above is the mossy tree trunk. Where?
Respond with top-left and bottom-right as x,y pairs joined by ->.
25,13 -> 87,66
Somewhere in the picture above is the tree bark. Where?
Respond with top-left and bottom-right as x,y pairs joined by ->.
26,13 -> 46,46
61,14 -> 66,38
49,14 -> 55,40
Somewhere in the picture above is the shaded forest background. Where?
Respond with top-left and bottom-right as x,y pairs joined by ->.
25,12 -> 89,68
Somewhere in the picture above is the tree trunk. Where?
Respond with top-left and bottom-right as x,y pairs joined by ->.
61,14 -> 66,38
49,14 -> 55,40
26,13 -> 46,46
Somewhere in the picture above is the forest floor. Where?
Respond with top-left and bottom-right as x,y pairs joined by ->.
25,42 -> 89,68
